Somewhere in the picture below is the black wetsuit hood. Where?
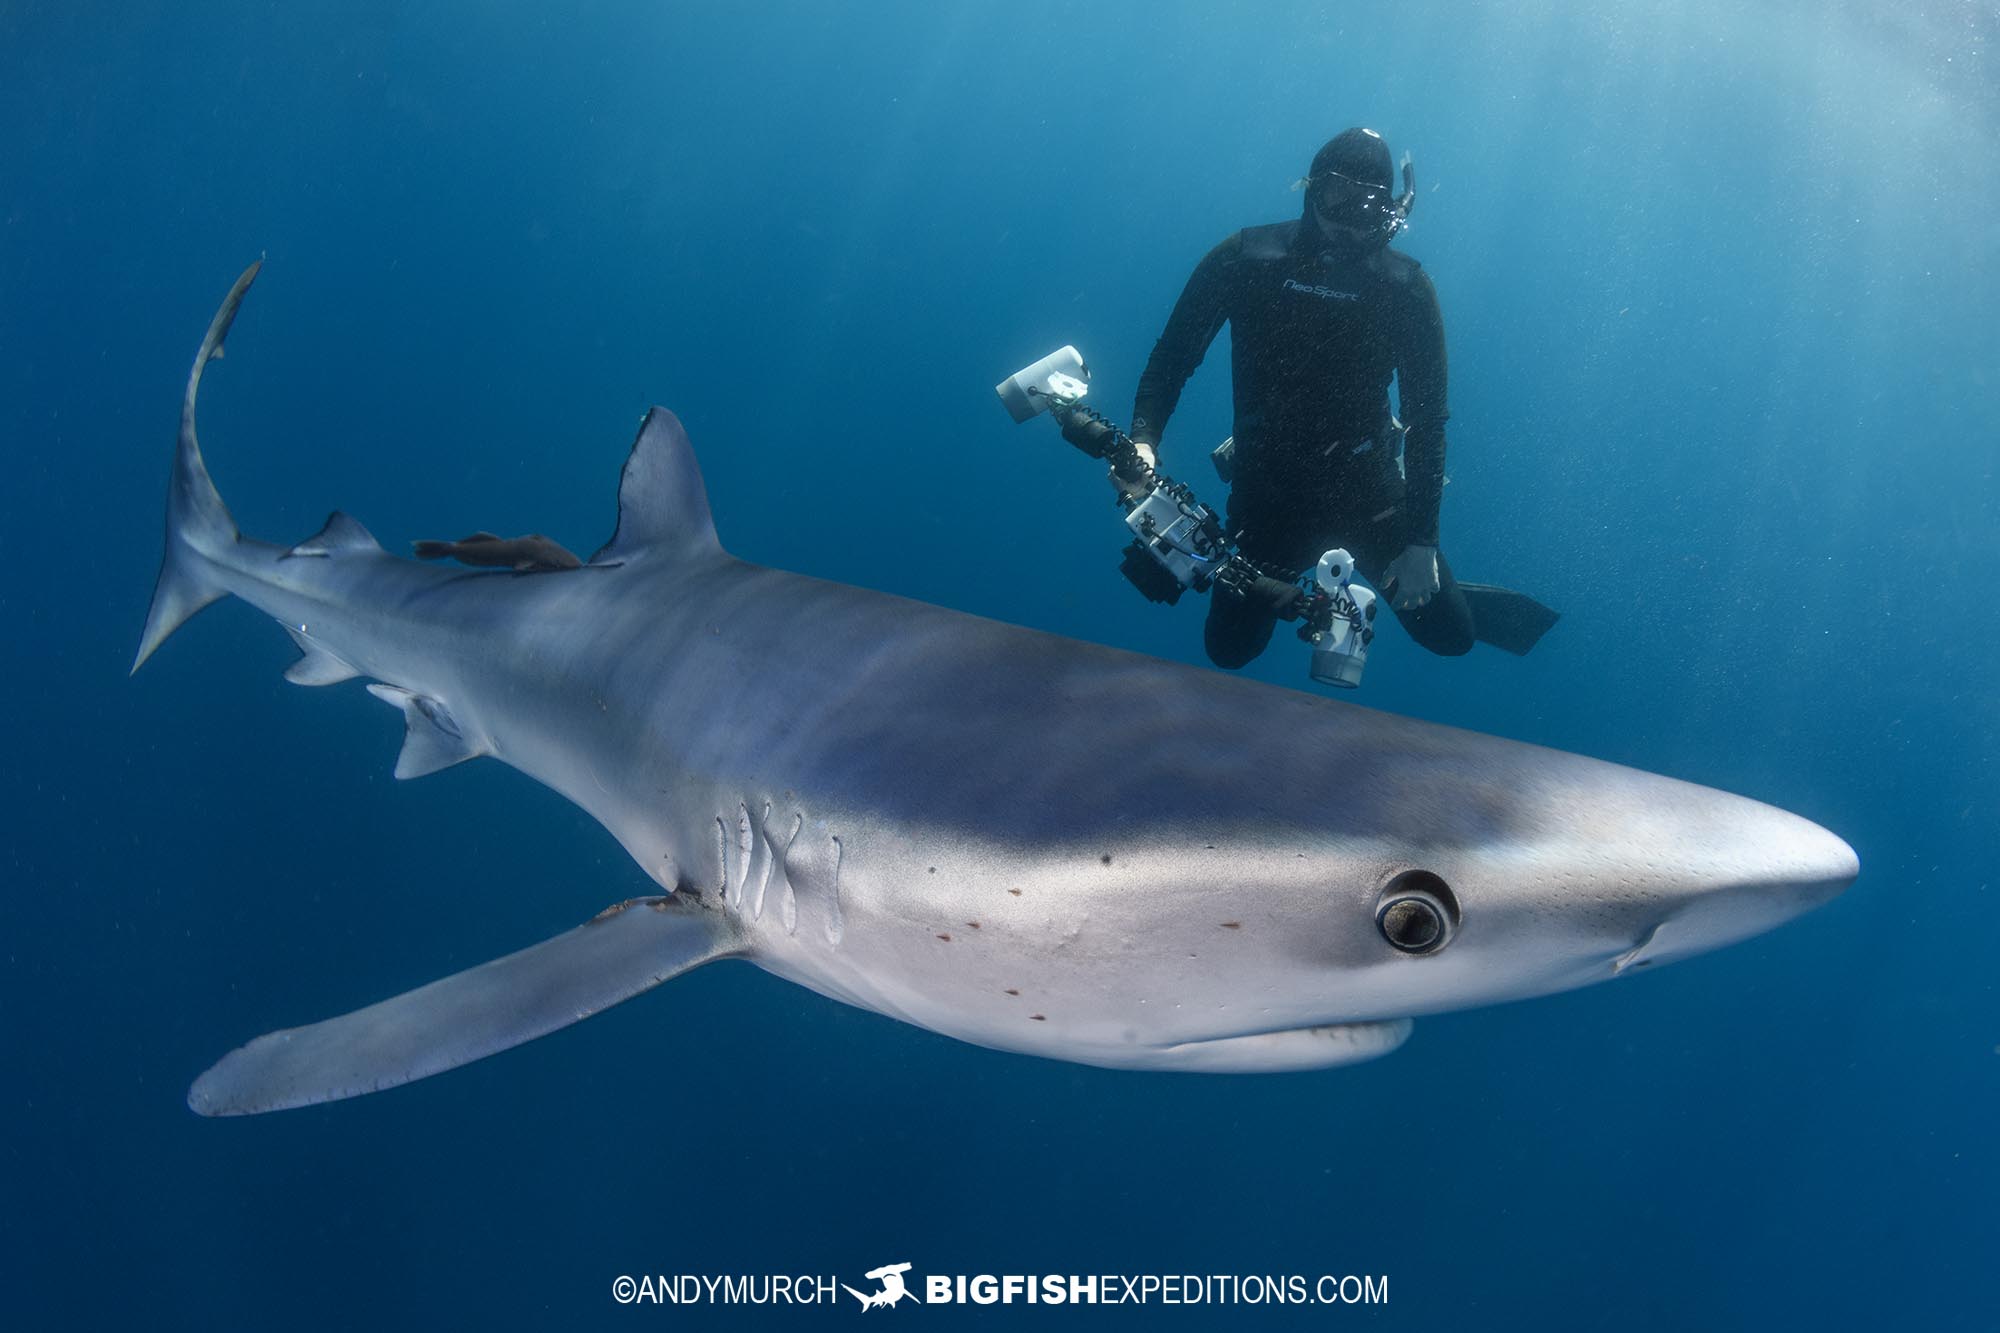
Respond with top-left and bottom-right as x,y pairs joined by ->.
1310,128 -> 1395,191
1303,128 -> 1399,252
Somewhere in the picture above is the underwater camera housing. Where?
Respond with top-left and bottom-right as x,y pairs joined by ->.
996,347 -> 1231,606
997,347 -> 1380,687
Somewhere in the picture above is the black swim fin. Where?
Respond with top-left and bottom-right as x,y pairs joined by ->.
1460,583 -> 1560,656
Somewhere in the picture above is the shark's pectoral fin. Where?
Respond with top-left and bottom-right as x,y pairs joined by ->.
189,894 -> 740,1116
1123,1019 -> 1414,1073
365,684 -> 488,778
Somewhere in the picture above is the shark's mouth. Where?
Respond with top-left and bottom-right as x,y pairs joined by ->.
1088,1018 -> 1415,1073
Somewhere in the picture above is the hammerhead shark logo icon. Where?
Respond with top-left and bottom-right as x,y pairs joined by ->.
843,1261 -> 918,1310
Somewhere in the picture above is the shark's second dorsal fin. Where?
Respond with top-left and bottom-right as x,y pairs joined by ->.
589,407 -> 721,565
284,511 -> 383,560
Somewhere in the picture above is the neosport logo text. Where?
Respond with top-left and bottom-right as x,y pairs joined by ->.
1282,277 -> 1360,302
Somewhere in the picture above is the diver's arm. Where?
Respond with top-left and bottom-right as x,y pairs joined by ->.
1395,265 -> 1451,547
1131,235 -> 1236,460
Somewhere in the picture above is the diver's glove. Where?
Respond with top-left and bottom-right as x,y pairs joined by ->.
1110,440 -> 1158,500
1381,544 -> 1440,610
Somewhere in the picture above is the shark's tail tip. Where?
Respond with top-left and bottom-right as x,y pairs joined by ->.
135,263 -> 264,672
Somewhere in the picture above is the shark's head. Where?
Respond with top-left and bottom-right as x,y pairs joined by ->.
810,655 -> 1860,1062
1338,769 -> 1849,1021
1113,719 -> 1860,1035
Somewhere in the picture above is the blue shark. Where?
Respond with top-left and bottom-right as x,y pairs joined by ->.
137,264 -> 1858,1115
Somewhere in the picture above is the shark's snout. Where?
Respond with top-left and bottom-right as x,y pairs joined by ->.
1616,807 -> 1857,973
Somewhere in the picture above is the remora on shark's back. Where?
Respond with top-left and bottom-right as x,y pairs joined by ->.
137,264 -> 1858,1116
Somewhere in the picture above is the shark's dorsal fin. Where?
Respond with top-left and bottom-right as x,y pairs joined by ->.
284,511 -> 383,560
589,407 -> 721,565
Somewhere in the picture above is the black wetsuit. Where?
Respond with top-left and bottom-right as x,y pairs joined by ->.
1132,219 -> 1476,666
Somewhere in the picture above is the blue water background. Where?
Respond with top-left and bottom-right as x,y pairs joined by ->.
3,2 -> 1994,1327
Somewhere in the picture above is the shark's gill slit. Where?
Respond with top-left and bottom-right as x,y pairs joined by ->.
735,803 -> 753,905
776,813 -> 803,935
824,835 -> 845,946
747,800 -> 775,920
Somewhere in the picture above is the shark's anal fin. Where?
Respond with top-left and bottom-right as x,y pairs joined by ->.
1120,1019 -> 1414,1073
282,625 -> 360,686
365,684 -> 488,778
188,894 -> 740,1116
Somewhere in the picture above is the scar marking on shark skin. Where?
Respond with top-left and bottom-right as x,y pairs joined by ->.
712,816 -> 729,900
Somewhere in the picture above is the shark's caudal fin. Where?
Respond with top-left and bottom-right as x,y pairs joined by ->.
188,894 -> 741,1116
132,260 -> 263,673
589,407 -> 723,565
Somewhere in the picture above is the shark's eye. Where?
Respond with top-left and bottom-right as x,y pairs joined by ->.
1376,872 -> 1458,955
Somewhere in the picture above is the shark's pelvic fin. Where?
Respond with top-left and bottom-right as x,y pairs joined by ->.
1119,1019 -> 1414,1072
589,407 -> 722,565
282,626 -> 361,686
132,260 -> 262,673
283,510 -> 383,560
187,894 -> 741,1116
366,684 -> 489,778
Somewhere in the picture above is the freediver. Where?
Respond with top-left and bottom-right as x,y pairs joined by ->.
1128,126 -> 1558,668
